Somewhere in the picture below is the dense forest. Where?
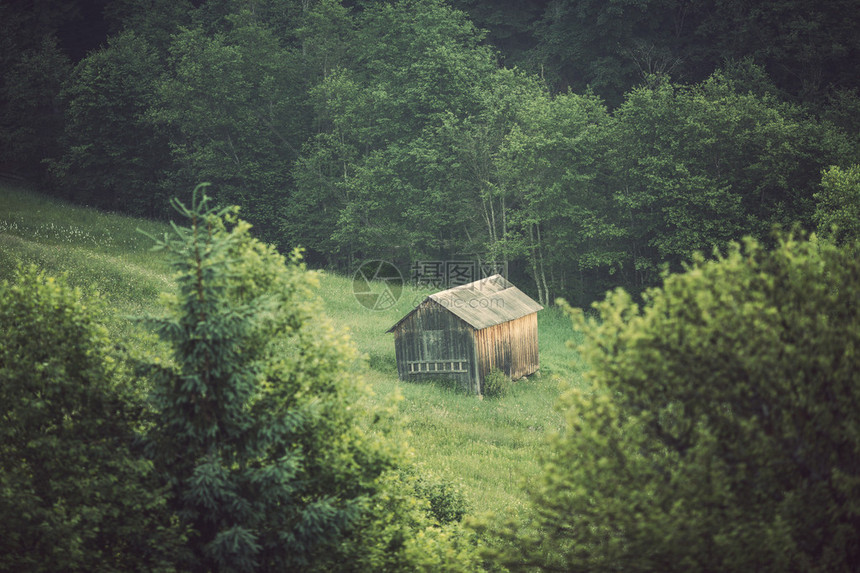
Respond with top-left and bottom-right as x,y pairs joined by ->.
3,0 -> 859,304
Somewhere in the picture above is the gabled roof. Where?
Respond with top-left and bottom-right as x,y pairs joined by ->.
387,274 -> 543,332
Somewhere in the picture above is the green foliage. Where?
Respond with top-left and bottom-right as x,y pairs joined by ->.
0,7 -> 70,180
142,184 -> 480,570
6,0 -> 856,308
150,12 -> 308,242
293,0 -> 497,263
526,0 -> 652,103
456,0 -> 860,104
412,469 -> 470,525
602,70 -> 848,294
494,80 -> 615,304
336,466 -> 481,573
822,89 -> 860,159
102,0 -> 194,52
814,165 -> 860,244
496,234 -> 860,571
0,265 -> 184,572
51,30 -> 172,216
482,369 -> 512,399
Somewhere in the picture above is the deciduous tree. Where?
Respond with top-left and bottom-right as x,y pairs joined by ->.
151,13 -> 306,242
293,0 -> 497,265
814,164 -> 860,244
493,234 -> 860,572
52,31 -> 172,216
0,266 -> 184,572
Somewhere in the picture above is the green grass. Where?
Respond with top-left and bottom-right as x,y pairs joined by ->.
0,182 -> 585,520
1,183 -> 172,305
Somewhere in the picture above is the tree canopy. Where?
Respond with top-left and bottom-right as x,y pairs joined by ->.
3,0 -> 859,303
490,234 -> 860,571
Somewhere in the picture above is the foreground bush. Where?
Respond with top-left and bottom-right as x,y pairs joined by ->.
494,234 -> 860,572
0,266 -> 183,572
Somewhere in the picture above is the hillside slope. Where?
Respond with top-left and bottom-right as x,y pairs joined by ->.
0,183 -> 580,518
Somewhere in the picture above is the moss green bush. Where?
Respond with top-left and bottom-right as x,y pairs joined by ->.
482,369 -> 512,398
0,266 -> 184,572
493,234 -> 860,572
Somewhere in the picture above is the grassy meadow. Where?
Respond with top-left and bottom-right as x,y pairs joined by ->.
0,182 -> 585,522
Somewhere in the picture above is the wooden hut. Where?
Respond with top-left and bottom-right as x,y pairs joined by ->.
387,274 -> 543,395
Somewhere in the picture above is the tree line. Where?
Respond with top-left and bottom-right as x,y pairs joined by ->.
2,0 -> 859,305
